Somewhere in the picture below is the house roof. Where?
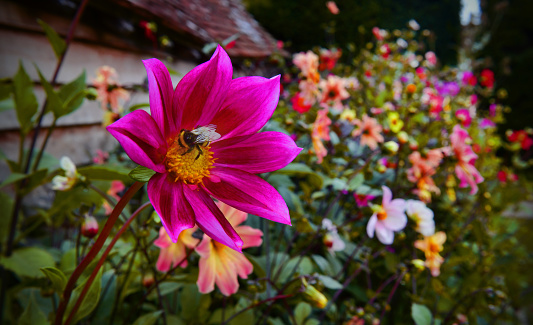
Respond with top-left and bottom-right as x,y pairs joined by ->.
110,0 -> 279,58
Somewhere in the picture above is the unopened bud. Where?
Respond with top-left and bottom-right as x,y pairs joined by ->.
383,141 -> 399,154
397,131 -> 409,144
142,273 -> 155,288
412,259 -> 425,271
409,139 -> 419,151
302,278 -> 328,309
81,216 -> 99,238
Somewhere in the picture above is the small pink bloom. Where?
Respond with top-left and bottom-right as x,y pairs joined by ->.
367,186 -> 407,245
352,115 -> 384,150
461,71 -> 477,86
103,181 -> 125,215
379,44 -> 391,59
93,66 -> 130,114
480,118 -> 496,129
425,51 -> 437,66
326,1 -> 339,14
455,109 -> 472,127
276,40 -> 284,49
508,130 -> 533,150
319,48 -> 342,71
196,202 -> 263,296
479,69 -> 494,88
312,109 -> 332,163
107,46 -> 299,251
293,51 -> 320,81
372,27 -> 386,41
319,75 -> 349,110
155,226 -> 199,272
298,79 -> 319,106
354,193 -> 375,207
291,93 -> 312,113
448,125 -> 484,194
92,149 -> 109,165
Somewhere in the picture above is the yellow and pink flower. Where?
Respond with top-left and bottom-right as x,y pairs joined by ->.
311,109 -> 331,164
196,202 -> 263,296
352,115 -> 384,150
319,75 -> 349,110
414,231 -> 446,276
155,226 -> 199,272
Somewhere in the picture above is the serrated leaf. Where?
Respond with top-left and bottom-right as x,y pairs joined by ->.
18,293 -> 49,325
412,303 -> 432,325
40,267 -> 67,292
318,275 -> 343,290
132,311 -> 163,325
65,268 -> 103,324
129,165 -> 156,182
78,165 -> 131,182
37,19 -> 66,59
13,62 -> 38,135
0,247 -> 55,278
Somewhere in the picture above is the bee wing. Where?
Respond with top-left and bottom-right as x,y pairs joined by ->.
191,124 -> 221,143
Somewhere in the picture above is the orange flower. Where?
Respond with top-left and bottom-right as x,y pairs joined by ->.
311,109 -> 331,163
414,231 -> 446,276
293,51 -> 319,82
195,202 -> 263,296
155,226 -> 199,272
352,114 -> 384,150
93,66 -> 129,114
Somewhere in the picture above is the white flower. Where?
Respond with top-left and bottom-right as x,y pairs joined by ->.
51,156 -> 78,191
408,19 -> 420,31
396,38 -> 408,49
367,186 -> 407,245
406,200 -> 435,236
322,219 -> 345,253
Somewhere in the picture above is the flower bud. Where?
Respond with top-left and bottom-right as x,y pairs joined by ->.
397,131 -> 409,144
81,216 -> 99,238
142,273 -> 155,288
406,83 -> 417,94
412,259 -> 425,271
302,278 -> 328,309
409,139 -> 419,151
383,141 -> 399,154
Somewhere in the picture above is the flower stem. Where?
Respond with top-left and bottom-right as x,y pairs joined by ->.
54,181 -> 144,325
64,200 -> 151,325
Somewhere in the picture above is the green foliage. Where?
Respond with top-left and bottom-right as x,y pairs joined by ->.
129,165 -> 156,182
412,303 -> 433,325
37,19 -> 66,59
13,62 -> 38,135
0,247 -> 55,278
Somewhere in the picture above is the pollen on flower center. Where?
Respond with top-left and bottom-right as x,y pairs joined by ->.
165,138 -> 215,185
377,209 -> 388,220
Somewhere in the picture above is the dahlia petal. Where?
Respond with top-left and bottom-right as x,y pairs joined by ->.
203,167 -> 291,226
107,110 -> 167,173
170,242 -> 188,269
156,248 -> 173,272
387,199 -> 407,214
196,239 -> 216,294
183,187 -> 243,252
382,186 -> 393,206
154,228 -> 171,248
375,223 -> 394,245
176,45 -> 232,130
216,201 -> 248,227
366,214 -> 378,238
224,248 -> 254,279
212,132 -> 302,173
209,75 -> 281,140
143,59 -> 176,138
147,173 -> 195,242
236,225 -> 263,249
382,211 -> 407,231
213,252 -> 240,296
434,231 -> 447,245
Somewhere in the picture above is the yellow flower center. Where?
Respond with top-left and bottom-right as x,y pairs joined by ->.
165,137 -> 215,185
429,240 -> 441,253
377,209 -> 387,220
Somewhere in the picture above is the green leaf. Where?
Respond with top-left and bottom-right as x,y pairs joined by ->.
294,302 -> 312,325
276,163 -> 323,189
129,103 -> 150,111
40,267 -> 67,292
21,169 -> 49,195
0,172 -> 27,188
167,315 -> 186,325
132,311 -> 163,325
35,65 -> 63,117
347,174 -> 365,191
180,284 -> 201,321
0,82 -> 14,113
412,303 -> 432,325
18,293 -> 49,325
0,247 -> 55,278
318,275 -> 343,290
65,267 -> 103,324
59,70 -> 86,115
78,165 -> 132,182
37,19 -> 66,59
244,252 -> 266,278
13,62 -> 38,135
129,165 -> 156,182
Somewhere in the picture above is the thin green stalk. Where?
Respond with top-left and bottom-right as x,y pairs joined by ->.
32,118 -> 57,172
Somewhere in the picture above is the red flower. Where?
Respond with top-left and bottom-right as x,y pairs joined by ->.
479,69 -> 494,88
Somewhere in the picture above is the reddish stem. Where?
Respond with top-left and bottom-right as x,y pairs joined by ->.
54,181 -> 143,325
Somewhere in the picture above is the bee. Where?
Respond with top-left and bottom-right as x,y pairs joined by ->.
178,124 -> 221,160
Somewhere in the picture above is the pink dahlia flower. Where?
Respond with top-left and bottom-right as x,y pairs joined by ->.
367,186 -> 407,245
448,125 -> 484,195
108,45 -> 300,252
352,114 -> 384,150
154,226 -> 199,272
196,202 -> 263,296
